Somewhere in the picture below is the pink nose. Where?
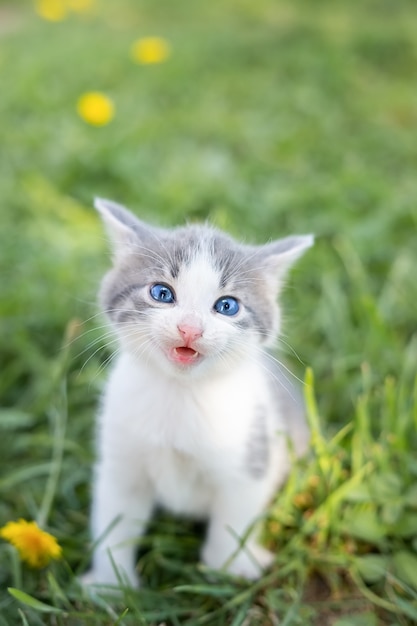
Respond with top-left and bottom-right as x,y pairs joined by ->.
177,324 -> 203,344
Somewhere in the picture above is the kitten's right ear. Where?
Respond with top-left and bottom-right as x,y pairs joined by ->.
95,197 -> 153,261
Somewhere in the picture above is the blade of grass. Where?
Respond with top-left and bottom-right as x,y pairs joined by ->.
37,381 -> 68,529
7,589 -> 64,614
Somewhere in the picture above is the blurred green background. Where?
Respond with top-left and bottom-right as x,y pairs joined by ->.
0,0 -> 416,623
1,0 -> 416,414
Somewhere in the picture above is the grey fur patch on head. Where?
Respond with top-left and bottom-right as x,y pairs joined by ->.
246,405 -> 269,479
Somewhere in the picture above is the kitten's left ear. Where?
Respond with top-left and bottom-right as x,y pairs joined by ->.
261,234 -> 314,284
95,197 -> 157,261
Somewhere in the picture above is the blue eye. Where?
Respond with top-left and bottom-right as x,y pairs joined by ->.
214,296 -> 239,316
150,283 -> 175,303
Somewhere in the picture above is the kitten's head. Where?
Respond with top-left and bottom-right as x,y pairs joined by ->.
96,198 -> 313,378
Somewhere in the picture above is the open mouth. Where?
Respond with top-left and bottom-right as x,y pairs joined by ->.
169,346 -> 200,365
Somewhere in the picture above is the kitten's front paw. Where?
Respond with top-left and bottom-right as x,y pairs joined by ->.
227,544 -> 275,580
202,542 -> 275,580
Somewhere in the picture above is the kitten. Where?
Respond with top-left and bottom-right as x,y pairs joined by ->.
85,197 -> 313,587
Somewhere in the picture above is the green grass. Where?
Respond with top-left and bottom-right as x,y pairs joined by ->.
1,0 -> 417,623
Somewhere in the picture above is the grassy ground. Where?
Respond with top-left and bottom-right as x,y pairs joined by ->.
1,0 -> 417,623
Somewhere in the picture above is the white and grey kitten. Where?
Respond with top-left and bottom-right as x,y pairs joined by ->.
85,197 -> 313,587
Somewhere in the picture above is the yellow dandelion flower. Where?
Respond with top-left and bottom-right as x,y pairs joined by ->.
131,37 -> 171,65
0,519 -> 62,568
77,92 -> 115,126
35,0 -> 67,22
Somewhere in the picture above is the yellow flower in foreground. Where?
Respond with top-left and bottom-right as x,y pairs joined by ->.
77,92 -> 115,126
131,37 -> 171,65
35,0 -> 67,21
0,519 -> 62,568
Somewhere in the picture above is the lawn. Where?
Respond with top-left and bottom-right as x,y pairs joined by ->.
0,0 -> 416,624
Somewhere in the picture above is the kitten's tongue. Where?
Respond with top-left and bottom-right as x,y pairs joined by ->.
170,346 -> 199,364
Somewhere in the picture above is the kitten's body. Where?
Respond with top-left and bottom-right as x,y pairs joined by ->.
87,198 -> 313,587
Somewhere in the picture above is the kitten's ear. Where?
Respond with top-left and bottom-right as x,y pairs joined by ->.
261,234 -> 314,285
95,197 -> 154,260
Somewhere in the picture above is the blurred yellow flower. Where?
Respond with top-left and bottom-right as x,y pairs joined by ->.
77,92 -> 115,126
35,0 -> 95,21
131,37 -> 171,65
0,519 -> 62,568
35,0 -> 67,21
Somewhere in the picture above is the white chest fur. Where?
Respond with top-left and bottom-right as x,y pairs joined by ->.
97,352 -> 284,492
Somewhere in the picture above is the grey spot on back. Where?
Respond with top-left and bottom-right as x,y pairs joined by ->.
246,405 -> 269,480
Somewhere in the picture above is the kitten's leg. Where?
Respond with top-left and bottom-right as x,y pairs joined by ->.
202,480 -> 274,580
86,463 -> 153,588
